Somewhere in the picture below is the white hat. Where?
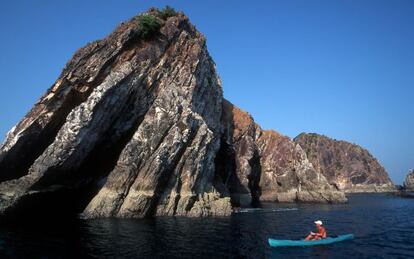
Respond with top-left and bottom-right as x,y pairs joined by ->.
314,220 -> 323,225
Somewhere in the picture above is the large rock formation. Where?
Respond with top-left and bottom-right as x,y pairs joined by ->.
0,8 -> 231,218
294,133 -> 395,193
218,101 -> 346,205
0,8 -> 346,219
403,169 -> 414,191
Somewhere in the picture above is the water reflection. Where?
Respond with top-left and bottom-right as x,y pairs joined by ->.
0,194 -> 413,258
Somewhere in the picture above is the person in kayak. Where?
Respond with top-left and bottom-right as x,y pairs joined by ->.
305,220 -> 327,240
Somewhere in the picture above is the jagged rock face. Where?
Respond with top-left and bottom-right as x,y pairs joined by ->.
0,9 -> 349,219
403,169 -> 414,191
294,133 -> 395,193
219,101 -> 346,205
0,9 -> 230,218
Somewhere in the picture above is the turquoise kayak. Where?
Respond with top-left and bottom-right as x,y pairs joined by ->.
268,234 -> 354,247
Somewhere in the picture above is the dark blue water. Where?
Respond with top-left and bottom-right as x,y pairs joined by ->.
1,194 -> 413,258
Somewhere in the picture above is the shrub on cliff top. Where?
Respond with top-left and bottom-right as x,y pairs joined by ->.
158,6 -> 178,20
135,14 -> 161,39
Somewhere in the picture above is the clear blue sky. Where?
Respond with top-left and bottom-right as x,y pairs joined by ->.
0,0 -> 413,184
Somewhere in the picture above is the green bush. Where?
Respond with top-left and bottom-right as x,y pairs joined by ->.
158,6 -> 178,20
135,14 -> 161,38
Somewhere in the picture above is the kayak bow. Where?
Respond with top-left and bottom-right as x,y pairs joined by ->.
268,234 -> 354,247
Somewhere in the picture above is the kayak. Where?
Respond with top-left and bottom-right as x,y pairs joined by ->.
268,234 -> 354,247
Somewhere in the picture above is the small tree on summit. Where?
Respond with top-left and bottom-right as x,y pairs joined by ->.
135,14 -> 161,38
133,6 -> 178,39
158,6 -> 178,20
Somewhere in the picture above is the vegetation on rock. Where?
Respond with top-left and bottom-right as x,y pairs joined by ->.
134,14 -> 161,38
157,6 -> 178,20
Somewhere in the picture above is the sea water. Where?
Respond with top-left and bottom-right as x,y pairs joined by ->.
0,194 -> 413,258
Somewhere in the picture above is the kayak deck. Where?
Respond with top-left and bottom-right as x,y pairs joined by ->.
268,234 -> 354,247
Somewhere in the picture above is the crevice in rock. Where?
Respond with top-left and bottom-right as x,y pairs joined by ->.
0,51 -> 129,183
30,70 -> 140,187
214,138 -> 235,191
0,87 -> 86,183
248,149 -> 262,203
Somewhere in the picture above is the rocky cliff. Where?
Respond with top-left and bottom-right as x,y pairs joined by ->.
218,101 -> 346,205
0,8 -> 346,219
294,133 -> 395,193
0,8 -> 231,218
403,169 -> 414,191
